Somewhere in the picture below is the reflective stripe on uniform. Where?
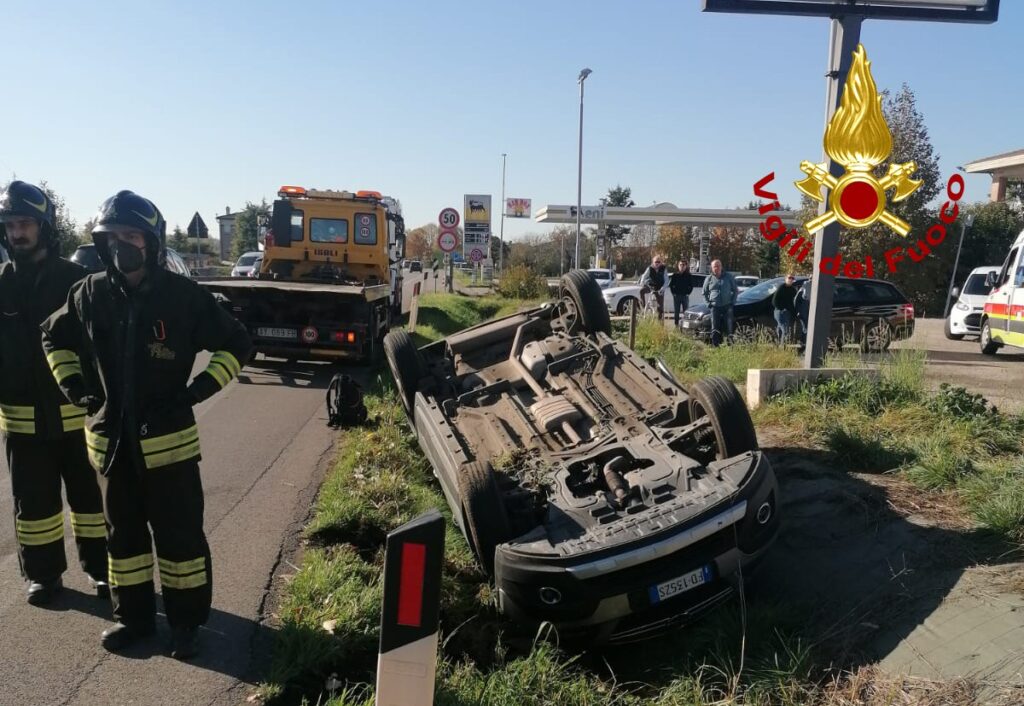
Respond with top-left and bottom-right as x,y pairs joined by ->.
60,403 -> 86,432
46,349 -> 83,384
157,556 -> 208,590
108,553 -> 154,586
0,404 -> 35,435
140,426 -> 200,469
70,511 -> 106,539
85,429 -> 109,470
205,351 -> 241,389
16,512 -> 64,546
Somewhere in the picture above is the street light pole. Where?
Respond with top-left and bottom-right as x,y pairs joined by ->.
575,67 -> 591,271
945,213 -> 976,317
499,153 -> 507,276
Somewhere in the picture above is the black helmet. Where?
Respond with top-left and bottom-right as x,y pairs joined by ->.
0,180 -> 56,251
92,190 -> 166,270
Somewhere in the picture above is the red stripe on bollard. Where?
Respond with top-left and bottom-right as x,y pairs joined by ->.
396,542 -> 426,627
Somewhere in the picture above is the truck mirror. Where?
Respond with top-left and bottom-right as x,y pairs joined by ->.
985,271 -> 998,287
271,200 -> 292,249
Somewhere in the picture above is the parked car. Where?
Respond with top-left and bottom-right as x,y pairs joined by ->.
231,251 -> 262,278
945,266 -> 1000,340
586,267 -> 618,289
383,270 -> 779,642
248,255 -> 264,278
979,228 -> 1024,355
408,260 -> 423,273
602,273 -> 708,315
681,276 -> 914,352
734,275 -> 760,292
70,243 -> 193,278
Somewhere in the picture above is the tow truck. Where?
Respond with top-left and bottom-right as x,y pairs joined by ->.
200,185 -> 406,362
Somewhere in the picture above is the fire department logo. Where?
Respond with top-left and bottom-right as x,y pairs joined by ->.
148,342 -> 176,361
795,44 -> 921,237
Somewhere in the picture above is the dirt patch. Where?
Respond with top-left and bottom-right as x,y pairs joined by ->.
755,439 -> 1024,684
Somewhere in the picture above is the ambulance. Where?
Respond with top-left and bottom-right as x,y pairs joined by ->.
980,228 -> 1024,354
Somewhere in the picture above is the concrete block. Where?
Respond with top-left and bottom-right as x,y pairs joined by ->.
745,367 -> 881,409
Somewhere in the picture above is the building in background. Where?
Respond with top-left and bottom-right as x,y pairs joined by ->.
964,149 -> 1024,202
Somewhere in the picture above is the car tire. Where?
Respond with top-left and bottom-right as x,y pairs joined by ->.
860,320 -> 892,353
980,319 -> 1000,355
617,296 -> 640,316
383,331 -> 426,420
688,376 -> 758,459
944,318 -> 965,341
559,269 -> 612,336
458,461 -> 510,576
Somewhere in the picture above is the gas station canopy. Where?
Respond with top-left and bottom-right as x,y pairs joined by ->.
534,202 -> 799,226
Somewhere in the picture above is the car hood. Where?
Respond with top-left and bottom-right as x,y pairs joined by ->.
959,294 -> 989,308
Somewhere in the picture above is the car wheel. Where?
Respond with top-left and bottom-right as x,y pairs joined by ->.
458,461 -> 511,576
688,376 -> 758,459
558,269 -> 612,336
860,320 -> 892,353
383,331 -> 426,420
617,296 -> 639,316
943,318 -> 965,341
979,319 -> 1000,355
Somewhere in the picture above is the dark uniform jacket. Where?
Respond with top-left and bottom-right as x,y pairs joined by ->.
41,268 -> 252,474
0,257 -> 88,439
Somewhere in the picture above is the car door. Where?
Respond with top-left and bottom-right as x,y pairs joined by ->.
989,245 -> 1019,343
1006,247 -> 1024,346
830,280 -> 859,343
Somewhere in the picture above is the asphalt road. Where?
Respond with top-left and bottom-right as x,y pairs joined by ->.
891,317 -> 1024,413
0,354 -> 345,706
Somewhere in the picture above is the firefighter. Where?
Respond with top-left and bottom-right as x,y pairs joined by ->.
41,190 -> 252,659
0,181 -> 108,605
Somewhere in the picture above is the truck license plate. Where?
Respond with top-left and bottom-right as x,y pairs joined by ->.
257,327 -> 297,340
649,565 -> 712,604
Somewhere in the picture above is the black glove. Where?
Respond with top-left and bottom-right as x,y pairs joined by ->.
76,395 -> 103,416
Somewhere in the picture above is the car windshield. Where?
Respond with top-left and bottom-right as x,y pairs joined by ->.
963,273 -> 994,296
737,277 -> 786,303
70,246 -> 103,271
590,270 -> 610,280
237,255 -> 258,267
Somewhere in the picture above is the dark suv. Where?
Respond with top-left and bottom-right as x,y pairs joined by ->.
71,243 -> 193,278
682,276 -> 914,351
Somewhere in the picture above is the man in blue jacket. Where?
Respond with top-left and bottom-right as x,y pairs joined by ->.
701,259 -> 738,346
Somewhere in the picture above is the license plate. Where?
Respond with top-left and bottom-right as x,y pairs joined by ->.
257,327 -> 297,340
682,320 -> 692,329
649,565 -> 712,604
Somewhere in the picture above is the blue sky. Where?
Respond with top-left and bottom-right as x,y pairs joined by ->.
2,1 -> 1020,244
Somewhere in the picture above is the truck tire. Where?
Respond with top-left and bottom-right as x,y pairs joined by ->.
688,376 -> 758,460
458,461 -> 510,576
559,269 -> 611,336
383,331 -> 426,420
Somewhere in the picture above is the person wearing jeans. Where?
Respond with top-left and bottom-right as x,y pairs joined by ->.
772,274 -> 798,344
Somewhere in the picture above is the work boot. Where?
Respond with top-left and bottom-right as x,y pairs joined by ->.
101,621 -> 156,652
26,578 -> 63,606
170,626 -> 200,660
89,577 -> 111,600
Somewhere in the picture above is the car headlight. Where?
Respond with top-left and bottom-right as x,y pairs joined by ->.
955,301 -> 970,311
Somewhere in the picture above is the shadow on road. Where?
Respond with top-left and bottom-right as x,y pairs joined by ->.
236,357 -> 384,392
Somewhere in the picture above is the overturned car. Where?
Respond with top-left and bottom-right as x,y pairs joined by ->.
384,270 -> 779,642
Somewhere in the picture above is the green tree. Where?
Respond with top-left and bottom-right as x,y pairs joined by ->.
169,225 -> 189,252
231,200 -> 269,260
32,181 -> 80,256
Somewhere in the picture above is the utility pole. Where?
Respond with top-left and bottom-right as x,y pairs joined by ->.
499,153 -> 507,276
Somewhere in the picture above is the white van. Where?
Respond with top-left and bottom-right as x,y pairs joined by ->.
980,229 -> 1024,354
946,265 -> 1000,340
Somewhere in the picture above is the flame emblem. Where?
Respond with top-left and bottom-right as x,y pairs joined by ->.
795,45 -> 921,236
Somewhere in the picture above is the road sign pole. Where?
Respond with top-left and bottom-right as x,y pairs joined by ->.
803,15 -> 862,369
499,153 -> 507,276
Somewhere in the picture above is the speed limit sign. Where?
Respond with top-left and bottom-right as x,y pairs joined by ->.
438,207 -> 460,230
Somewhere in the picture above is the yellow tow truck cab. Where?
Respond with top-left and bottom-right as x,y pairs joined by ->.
200,185 -> 406,362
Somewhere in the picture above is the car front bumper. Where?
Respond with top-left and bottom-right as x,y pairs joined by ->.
493,452 -> 779,643
948,309 -> 983,334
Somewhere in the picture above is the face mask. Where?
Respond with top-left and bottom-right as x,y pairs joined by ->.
110,239 -> 146,274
